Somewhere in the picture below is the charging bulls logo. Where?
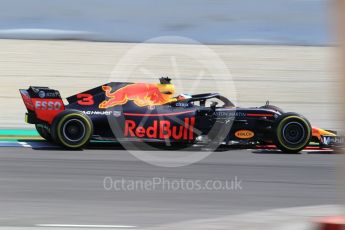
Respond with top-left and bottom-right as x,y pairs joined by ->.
99,83 -> 176,108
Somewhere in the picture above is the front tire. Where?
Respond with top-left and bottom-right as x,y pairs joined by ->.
273,112 -> 311,153
51,110 -> 93,149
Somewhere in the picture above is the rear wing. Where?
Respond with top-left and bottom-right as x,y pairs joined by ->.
19,86 -> 65,124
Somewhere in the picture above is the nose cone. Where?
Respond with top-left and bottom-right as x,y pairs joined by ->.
312,127 -> 336,139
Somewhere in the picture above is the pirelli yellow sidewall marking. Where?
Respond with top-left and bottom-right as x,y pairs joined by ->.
277,116 -> 311,150
56,113 -> 92,148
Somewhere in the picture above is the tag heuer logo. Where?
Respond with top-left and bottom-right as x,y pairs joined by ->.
113,111 -> 121,117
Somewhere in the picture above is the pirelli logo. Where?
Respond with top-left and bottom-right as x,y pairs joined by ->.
235,130 -> 254,139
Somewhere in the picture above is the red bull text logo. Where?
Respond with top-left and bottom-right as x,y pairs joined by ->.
124,117 -> 195,140
99,83 -> 174,108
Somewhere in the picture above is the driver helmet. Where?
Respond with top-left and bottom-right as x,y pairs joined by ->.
176,93 -> 192,101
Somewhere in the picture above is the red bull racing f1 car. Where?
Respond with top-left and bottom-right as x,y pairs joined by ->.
20,77 -> 343,152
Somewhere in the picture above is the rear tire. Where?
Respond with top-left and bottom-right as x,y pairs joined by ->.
51,110 -> 93,149
35,124 -> 52,141
273,112 -> 311,153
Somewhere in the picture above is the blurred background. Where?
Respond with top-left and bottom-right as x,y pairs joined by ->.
0,0 -> 340,131
0,1 -> 343,230
0,0 -> 334,44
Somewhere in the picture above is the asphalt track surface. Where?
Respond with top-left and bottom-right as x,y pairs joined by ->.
0,144 -> 342,229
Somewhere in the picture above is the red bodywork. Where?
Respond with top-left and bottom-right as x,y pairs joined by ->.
20,89 -> 65,124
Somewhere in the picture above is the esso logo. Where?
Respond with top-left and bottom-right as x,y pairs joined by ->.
35,100 -> 62,110
235,130 -> 254,139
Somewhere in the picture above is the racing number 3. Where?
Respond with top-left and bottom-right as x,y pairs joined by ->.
77,94 -> 94,106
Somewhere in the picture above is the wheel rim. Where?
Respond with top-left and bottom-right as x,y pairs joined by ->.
62,119 -> 86,142
282,121 -> 306,145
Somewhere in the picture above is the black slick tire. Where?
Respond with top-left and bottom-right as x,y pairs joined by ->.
51,110 -> 93,149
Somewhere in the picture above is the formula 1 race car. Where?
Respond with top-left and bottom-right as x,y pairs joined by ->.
20,77 -> 343,152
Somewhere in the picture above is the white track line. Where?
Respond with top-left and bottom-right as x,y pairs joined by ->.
36,224 -> 136,228
18,142 -> 31,148
0,142 -> 23,147
147,205 -> 343,230
0,141 -> 62,148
